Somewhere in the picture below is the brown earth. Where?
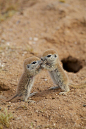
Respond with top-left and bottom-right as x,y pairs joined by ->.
0,0 -> 86,129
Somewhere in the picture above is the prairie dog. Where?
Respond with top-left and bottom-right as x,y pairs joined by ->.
41,49 -> 86,95
7,56 -> 42,102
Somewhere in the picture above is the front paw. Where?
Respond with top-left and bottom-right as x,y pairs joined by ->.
59,92 -> 67,95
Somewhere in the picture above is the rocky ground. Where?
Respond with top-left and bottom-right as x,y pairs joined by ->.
0,0 -> 86,129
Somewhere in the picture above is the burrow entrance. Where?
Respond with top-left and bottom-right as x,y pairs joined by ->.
61,56 -> 84,73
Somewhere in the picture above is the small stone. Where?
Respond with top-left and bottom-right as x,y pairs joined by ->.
44,79 -> 47,81
6,42 -> 10,46
0,63 -> 5,68
53,123 -> 56,126
35,110 -> 38,113
2,63 -> 5,68
34,37 -> 38,41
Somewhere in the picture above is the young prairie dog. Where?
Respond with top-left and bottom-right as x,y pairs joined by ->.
41,49 -> 86,95
7,56 -> 42,102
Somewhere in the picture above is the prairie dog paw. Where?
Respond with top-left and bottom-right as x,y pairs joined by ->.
59,92 -> 67,95
49,86 -> 59,90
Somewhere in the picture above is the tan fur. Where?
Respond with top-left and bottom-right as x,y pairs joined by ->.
6,56 -> 42,102
41,49 -> 86,95
43,49 -> 56,57
69,83 -> 86,88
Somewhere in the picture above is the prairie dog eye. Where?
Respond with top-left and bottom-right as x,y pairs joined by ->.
54,54 -> 57,57
47,55 -> 51,57
27,64 -> 29,68
32,61 -> 37,64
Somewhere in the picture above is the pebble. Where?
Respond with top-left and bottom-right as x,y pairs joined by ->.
6,42 -> 10,46
1,64 -> 5,68
53,123 -> 56,126
0,62 -> 5,68
34,37 -> 38,41
44,79 -> 47,81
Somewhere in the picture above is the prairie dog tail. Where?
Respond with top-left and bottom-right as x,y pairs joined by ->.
69,82 -> 86,89
6,94 -> 18,102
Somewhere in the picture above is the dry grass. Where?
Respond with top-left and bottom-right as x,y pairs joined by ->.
0,0 -> 17,22
0,0 -> 20,13
59,0 -> 65,3
0,108 -> 13,128
0,0 -> 30,22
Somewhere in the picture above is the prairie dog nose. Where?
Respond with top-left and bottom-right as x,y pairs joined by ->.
41,57 -> 44,61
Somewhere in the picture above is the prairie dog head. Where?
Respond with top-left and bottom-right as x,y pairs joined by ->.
41,49 -> 59,71
24,56 -> 42,77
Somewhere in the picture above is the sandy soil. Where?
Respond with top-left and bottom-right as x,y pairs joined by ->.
0,0 -> 86,129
